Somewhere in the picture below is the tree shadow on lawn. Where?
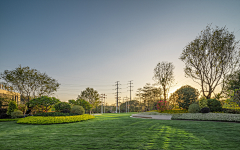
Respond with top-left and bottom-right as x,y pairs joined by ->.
1,113 -> 240,149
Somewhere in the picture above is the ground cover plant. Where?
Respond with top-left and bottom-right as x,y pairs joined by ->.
1,113 -> 240,149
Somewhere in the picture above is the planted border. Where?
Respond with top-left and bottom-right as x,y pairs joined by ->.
0,118 -> 20,122
17,114 -> 95,125
172,113 -> 240,122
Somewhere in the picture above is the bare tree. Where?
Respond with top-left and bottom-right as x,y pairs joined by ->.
153,62 -> 175,101
180,25 -> 240,99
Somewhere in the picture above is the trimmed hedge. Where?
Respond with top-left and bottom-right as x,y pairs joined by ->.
0,118 -> 20,122
171,113 -> 240,122
17,114 -> 95,125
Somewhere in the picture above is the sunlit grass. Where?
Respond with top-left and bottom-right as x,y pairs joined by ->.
0,112 -> 240,149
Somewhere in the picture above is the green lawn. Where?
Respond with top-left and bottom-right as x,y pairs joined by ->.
1,112 -> 240,150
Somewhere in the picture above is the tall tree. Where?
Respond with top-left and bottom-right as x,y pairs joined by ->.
77,87 -> 100,114
153,62 -> 175,101
180,25 -> 240,99
0,66 -> 60,103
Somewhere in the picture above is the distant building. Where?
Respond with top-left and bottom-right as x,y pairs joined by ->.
0,83 -> 21,107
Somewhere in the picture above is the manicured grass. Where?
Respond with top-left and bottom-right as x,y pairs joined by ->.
1,112 -> 240,149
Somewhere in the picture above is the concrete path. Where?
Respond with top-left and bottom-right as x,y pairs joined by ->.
131,114 -> 172,120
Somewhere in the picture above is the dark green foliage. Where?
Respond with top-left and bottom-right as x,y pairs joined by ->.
61,109 -> 70,113
71,105 -> 85,115
34,112 -> 78,116
175,85 -> 199,110
222,108 -> 240,114
0,113 -> 10,119
75,99 -> 92,111
7,101 -> 17,115
54,102 -> 71,112
207,99 -> 222,112
28,96 -> 60,112
0,108 -> 7,114
201,107 -> 210,113
188,103 -> 200,113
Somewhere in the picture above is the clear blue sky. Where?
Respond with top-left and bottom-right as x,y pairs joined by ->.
1,0 -> 240,105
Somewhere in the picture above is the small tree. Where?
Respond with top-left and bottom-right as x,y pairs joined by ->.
7,101 -> 17,115
77,87 -> 100,114
153,62 -> 175,101
28,96 -> 60,113
175,85 -> 199,110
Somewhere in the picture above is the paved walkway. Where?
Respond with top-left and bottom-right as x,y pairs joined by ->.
131,114 -> 172,120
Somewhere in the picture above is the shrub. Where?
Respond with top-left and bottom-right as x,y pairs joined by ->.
0,108 -> 7,114
11,110 -> 23,118
17,104 -> 27,113
175,85 -> 199,110
28,96 -> 60,113
61,109 -> 70,113
34,112 -> 78,116
207,99 -> 222,112
201,107 -> 210,113
157,100 -> 169,112
0,113 -> 10,119
7,101 -> 17,115
17,114 -> 95,125
222,108 -> 240,114
54,102 -> 71,112
70,105 -> 85,115
188,103 -> 200,113
198,98 -> 208,109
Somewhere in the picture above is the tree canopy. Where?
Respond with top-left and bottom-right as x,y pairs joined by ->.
77,87 -> 100,114
0,66 -> 60,103
180,25 -> 240,99
175,85 -> 199,110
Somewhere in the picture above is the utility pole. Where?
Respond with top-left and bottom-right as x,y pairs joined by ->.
118,97 -> 121,113
124,96 -> 128,113
128,80 -> 133,113
101,94 -> 107,114
114,81 -> 121,113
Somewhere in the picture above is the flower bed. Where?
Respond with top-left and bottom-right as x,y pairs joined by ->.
172,113 -> 240,122
17,114 -> 95,125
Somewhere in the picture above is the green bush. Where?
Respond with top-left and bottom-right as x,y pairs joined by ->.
70,105 -> 85,115
7,101 -> 17,115
17,114 -> 95,125
11,110 -> 23,118
54,102 -> 71,112
198,98 -> 208,109
188,103 -> 200,113
207,99 -> 222,112
175,85 -> 199,110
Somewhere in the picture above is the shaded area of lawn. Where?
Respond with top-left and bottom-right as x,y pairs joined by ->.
0,112 -> 240,149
